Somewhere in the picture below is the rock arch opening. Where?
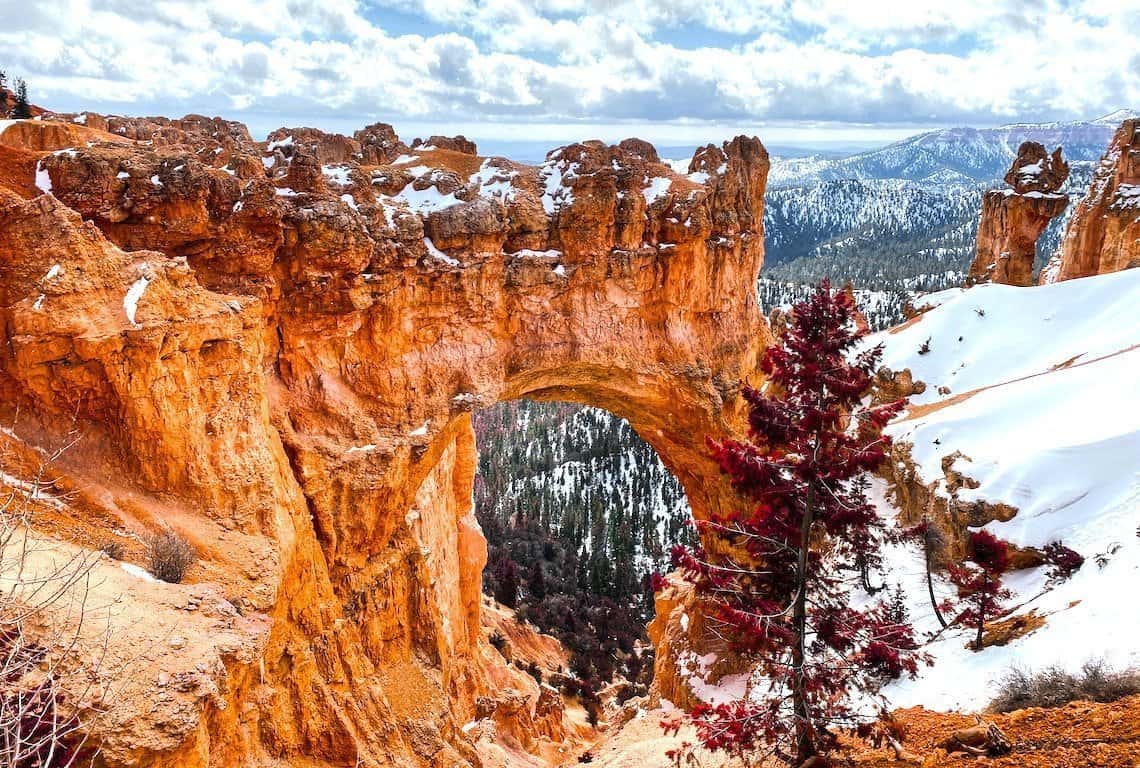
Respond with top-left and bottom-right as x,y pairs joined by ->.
0,121 -> 772,766
472,399 -> 693,688
474,400 -> 691,582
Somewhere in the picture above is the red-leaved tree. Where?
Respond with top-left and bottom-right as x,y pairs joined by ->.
670,281 -> 926,767
947,530 -> 1012,650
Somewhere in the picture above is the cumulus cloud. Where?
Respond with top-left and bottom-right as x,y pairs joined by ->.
1,0 -> 1137,136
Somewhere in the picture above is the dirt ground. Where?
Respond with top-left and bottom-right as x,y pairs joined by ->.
853,695 -> 1140,768
580,694 -> 1140,768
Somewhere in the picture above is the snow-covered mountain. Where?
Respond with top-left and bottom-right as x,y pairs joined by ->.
869,269 -> 1140,710
768,114 -> 1131,188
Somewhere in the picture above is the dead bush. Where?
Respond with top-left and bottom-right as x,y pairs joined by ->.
144,529 -> 196,583
2,427 -> 100,766
99,539 -> 125,560
990,660 -> 1140,713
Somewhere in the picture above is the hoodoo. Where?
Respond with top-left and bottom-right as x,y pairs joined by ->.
0,116 -> 770,766
965,141 -> 1070,287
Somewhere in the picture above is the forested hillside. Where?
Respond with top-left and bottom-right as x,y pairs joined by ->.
473,401 -> 691,692
763,162 -> 1094,297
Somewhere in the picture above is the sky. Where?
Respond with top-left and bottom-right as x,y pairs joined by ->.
2,0 -> 1138,151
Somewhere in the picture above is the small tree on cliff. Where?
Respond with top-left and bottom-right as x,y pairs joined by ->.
671,281 -> 925,767
12,78 -> 30,119
948,530 -> 1012,651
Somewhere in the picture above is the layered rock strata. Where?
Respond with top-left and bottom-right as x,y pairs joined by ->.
1042,119 -> 1140,283
0,117 -> 771,766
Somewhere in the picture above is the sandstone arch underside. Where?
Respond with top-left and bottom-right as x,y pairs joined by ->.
0,117 -> 770,766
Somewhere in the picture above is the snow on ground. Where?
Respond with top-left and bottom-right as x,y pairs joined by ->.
35,160 -> 52,194
120,562 -> 159,582
469,159 -> 518,200
878,269 -> 1140,407
863,268 -> 1140,711
539,155 -> 577,214
642,176 -> 672,204
322,164 -> 352,186
423,237 -> 458,266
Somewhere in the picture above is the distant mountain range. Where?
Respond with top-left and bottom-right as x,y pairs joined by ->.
768,110 -> 1135,188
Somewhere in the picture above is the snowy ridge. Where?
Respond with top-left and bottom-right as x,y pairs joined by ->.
865,269 -> 1140,711
768,119 -> 1120,189
764,161 -> 1094,296
762,115 -> 1119,294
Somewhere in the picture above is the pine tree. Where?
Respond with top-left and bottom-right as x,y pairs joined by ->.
671,280 -> 925,766
947,530 -> 1012,651
13,78 -> 31,119
885,582 -> 909,625
849,474 -> 883,594
491,555 -> 519,608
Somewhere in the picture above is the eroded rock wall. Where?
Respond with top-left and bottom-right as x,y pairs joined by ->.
0,117 -> 770,766
1042,119 -> 1140,283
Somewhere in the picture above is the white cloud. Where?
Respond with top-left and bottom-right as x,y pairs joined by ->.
1,0 -> 1137,137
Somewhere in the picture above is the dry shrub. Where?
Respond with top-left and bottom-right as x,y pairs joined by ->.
990,660 -> 1140,713
99,539 -> 125,560
2,429 -> 99,766
144,529 -> 196,583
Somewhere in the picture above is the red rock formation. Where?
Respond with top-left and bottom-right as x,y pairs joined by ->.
265,124 -> 411,166
1042,119 -> 1140,283
412,134 -> 478,155
0,113 -> 771,767
965,142 -> 1069,287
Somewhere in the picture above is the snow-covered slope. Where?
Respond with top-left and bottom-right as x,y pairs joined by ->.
868,268 -> 1140,711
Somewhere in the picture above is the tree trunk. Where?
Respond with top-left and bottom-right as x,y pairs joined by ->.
792,485 -> 816,762
924,529 -> 949,629
974,578 -> 987,650
857,550 -> 880,595
926,555 -> 948,629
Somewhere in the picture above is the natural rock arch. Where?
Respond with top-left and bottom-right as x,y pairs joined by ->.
0,119 -> 769,766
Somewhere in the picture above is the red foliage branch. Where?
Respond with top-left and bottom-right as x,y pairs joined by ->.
670,281 -> 927,766
947,529 -> 1013,650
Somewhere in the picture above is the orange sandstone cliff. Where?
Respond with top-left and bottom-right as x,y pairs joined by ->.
965,141 -> 1069,287
0,115 -> 770,766
1041,118 -> 1140,283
